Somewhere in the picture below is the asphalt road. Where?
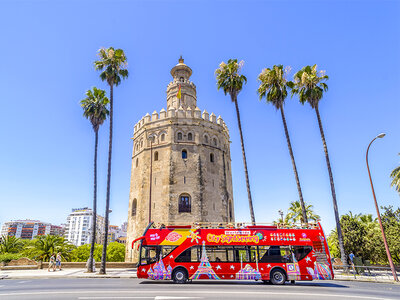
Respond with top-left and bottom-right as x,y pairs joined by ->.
0,278 -> 399,299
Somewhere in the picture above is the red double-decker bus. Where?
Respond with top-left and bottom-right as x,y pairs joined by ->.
132,222 -> 333,285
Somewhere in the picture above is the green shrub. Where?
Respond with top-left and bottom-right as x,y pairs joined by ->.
0,253 -> 23,263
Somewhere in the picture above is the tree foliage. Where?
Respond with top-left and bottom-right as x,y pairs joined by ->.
69,242 -> 125,262
80,87 -> 109,132
328,208 -> 400,264
22,235 -> 75,262
0,235 -> 24,253
281,200 -> 320,224
94,47 -> 128,87
390,154 -> 400,193
215,59 -> 247,102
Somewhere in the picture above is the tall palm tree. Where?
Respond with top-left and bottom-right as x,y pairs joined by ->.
80,87 -> 109,272
289,64 -> 347,265
215,59 -> 255,224
285,200 -> 320,224
390,154 -> 400,193
258,65 -> 308,224
94,47 -> 128,274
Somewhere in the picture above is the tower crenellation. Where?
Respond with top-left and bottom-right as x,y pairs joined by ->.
126,58 -> 234,262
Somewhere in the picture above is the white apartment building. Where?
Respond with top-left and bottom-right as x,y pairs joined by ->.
64,207 -> 105,246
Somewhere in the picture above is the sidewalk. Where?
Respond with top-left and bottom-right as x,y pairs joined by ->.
0,268 -> 137,279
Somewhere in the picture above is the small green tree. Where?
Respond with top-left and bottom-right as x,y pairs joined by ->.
0,235 -> 23,253
285,200 -> 320,224
70,244 -> 103,262
106,242 -> 125,262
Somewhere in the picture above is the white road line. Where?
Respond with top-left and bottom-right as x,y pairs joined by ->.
155,297 -> 203,300
0,285 -> 4,288
17,281 -> 30,284
0,289 -> 396,300
78,296 -> 154,300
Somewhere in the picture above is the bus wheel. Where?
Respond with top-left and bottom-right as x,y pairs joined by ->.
172,268 -> 188,284
270,269 -> 286,285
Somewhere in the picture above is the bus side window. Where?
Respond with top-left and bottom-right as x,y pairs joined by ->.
249,246 -> 258,262
162,246 -> 177,259
259,246 -> 282,263
280,246 -> 293,263
141,246 -> 160,265
292,246 -> 312,261
233,246 -> 250,263
175,248 -> 192,262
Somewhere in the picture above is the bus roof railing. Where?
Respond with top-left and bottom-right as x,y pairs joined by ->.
147,221 -> 321,230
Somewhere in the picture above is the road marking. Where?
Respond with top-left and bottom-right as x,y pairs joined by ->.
78,296 -> 154,300
0,285 -> 4,288
155,297 -> 203,300
0,290 -> 396,300
18,281 -> 30,284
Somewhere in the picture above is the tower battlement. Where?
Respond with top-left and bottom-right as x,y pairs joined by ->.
134,107 -> 229,134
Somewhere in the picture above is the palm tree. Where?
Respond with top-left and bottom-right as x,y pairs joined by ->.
215,59 -> 255,224
0,235 -> 23,253
27,235 -> 74,262
289,64 -> 347,265
390,154 -> 400,193
80,87 -> 109,272
258,65 -> 308,224
94,47 -> 128,274
285,200 -> 320,224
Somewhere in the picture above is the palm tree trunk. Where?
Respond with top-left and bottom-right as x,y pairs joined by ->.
233,96 -> 255,225
88,129 -> 98,273
280,106 -> 308,223
100,84 -> 113,274
315,105 -> 347,264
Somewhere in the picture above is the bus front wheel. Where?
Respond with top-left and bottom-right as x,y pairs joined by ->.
270,269 -> 286,285
172,268 -> 188,284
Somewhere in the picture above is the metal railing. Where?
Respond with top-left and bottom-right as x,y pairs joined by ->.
333,264 -> 400,282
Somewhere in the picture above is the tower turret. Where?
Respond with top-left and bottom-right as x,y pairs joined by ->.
166,56 -> 197,110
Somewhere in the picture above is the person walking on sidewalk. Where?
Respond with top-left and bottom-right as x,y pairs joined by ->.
56,252 -> 62,271
48,253 -> 56,272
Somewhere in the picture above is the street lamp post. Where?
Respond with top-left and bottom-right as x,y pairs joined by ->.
366,133 -> 398,282
148,136 -> 154,224
278,209 -> 284,223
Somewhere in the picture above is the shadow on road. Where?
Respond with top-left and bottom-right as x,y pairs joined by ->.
139,280 -> 348,288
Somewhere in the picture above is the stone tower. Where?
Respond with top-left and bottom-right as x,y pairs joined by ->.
126,58 -> 234,262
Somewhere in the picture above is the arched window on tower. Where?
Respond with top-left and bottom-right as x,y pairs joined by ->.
188,133 -> 193,141
210,153 -> 214,163
180,77 -> 184,82
179,194 -> 191,213
177,132 -> 183,140
136,158 -> 139,167
204,135 -> 209,144
154,151 -> 159,161
161,134 -> 165,142
213,138 -> 218,146
132,199 -> 137,217
182,149 -> 188,159
228,200 -> 233,221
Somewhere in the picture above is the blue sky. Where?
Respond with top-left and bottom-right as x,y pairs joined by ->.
1,0 -> 399,234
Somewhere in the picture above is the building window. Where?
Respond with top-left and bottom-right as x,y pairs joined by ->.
132,199 -> 137,217
210,153 -> 214,162
213,138 -> 218,146
188,133 -> 193,141
179,194 -> 191,213
228,200 -> 232,220
180,77 -> 184,82
178,132 -> 183,140
136,158 -> 139,167
182,150 -> 187,159
161,134 -> 165,142
204,135 -> 209,144
154,151 -> 159,161
140,140 -> 143,148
